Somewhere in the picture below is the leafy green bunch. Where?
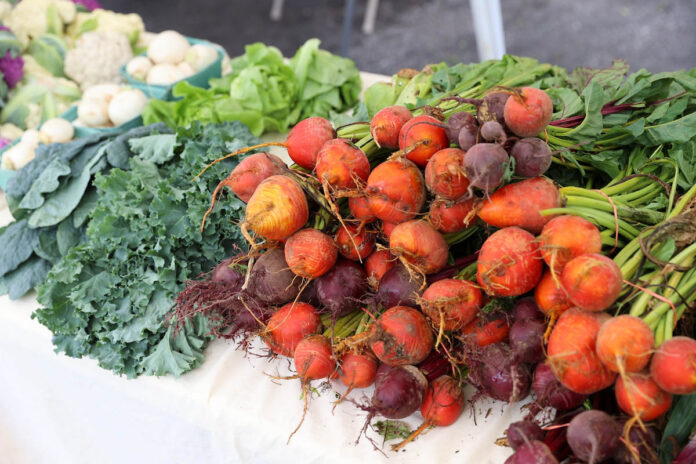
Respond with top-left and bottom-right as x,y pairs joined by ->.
34,121 -> 258,378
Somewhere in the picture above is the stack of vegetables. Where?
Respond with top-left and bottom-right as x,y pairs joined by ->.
169,57 -> 696,462
31,121 -> 260,377
0,0 -> 147,136
0,1 -> 692,455
142,38 -> 361,136
0,37 -> 365,378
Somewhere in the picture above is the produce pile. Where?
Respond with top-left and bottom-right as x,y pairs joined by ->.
0,1 -> 694,460
168,58 -> 696,462
142,38 -> 361,136
0,1 -> 361,377
0,0 -> 146,138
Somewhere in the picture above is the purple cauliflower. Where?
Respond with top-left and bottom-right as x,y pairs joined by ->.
0,138 -> 11,150
72,0 -> 103,11
0,52 -> 24,89
0,24 -> 24,88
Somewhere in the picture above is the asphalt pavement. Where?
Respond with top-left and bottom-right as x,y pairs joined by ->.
103,0 -> 695,75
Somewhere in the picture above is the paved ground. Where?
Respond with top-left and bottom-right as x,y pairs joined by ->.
103,0 -> 696,75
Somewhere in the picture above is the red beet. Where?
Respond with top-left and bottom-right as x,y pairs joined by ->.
369,305 -> 433,366
532,363 -> 587,411
285,117 -> 335,170
446,111 -> 478,147
509,318 -> 545,364
371,364 -> 428,419
315,259 -> 367,318
370,105 -> 413,149
477,343 -> 531,403
462,143 -> 510,193
566,410 -> 621,464
507,421 -> 544,450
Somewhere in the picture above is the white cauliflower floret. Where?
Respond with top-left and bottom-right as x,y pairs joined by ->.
67,10 -> 145,46
65,31 -> 133,90
0,123 -> 25,140
21,55 -> 54,81
0,2 -> 13,23
24,103 -> 42,130
54,1 -> 76,24
5,0 -> 76,46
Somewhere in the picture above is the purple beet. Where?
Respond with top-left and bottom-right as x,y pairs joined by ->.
566,410 -> 621,464
446,111 -> 478,147
477,343 -> 531,403
376,262 -> 424,308
512,298 -> 545,322
509,318 -> 545,364
614,422 -> 658,464
477,92 -> 510,125
371,364 -> 427,419
480,120 -> 507,144
507,420 -> 544,450
505,441 -> 559,464
462,143 -> 510,193
211,258 -> 245,291
510,138 -> 552,177
532,363 -> 587,411
247,248 -> 301,305
315,259 -> 368,317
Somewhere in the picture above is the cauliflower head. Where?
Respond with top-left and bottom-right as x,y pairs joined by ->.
5,0 -> 76,47
64,30 -> 132,89
67,10 -> 144,47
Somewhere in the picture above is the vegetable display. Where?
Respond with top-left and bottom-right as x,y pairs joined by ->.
0,123 -> 169,298
33,121 -> 258,377
0,4 -> 694,459
0,2 -> 147,134
142,39 -> 360,136
160,54 -> 696,462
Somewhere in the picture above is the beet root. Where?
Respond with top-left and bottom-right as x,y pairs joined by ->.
247,248 -> 301,305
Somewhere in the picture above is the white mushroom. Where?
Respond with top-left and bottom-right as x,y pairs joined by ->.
107,88 -> 148,126
147,30 -> 190,65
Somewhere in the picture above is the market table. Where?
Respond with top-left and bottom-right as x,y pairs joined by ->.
0,72 -> 526,464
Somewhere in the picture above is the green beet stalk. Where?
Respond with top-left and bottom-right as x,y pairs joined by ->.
639,250 -> 696,322
616,183 -> 696,279
322,309 -> 365,339
645,270 -> 696,343
599,229 -> 625,248
655,317 -> 668,347
610,182 -> 661,202
354,312 -> 371,335
541,179 -> 666,242
541,206 -> 642,240
444,226 -> 479,246
601,176 -> 656,195
563,196 -> 663,225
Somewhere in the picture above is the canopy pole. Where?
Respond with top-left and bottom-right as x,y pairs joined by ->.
469,0 -> 506,61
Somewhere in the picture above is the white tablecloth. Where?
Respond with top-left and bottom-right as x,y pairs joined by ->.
0,285 -> 522,464
0,71 -> 522,463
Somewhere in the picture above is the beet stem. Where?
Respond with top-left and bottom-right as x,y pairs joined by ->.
549,92 -> 687,128
391,421 -> 431,452
287,382 -> 310,444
